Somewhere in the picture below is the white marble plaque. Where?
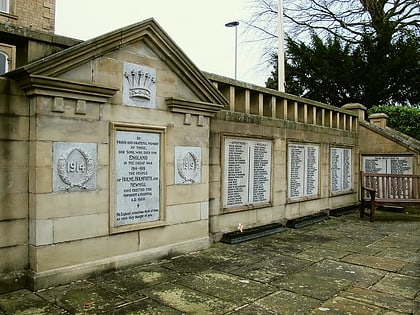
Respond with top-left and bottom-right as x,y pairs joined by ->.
250,141 -> 271,203
175,146 -> 201,184
114,131 -> 160,226
123,62 -> 157,108
288,143 -> 319,199
362,156 -> 413,174
331,147 -> 352,193
53,142 -> 97,191
224,139 -> 250,207
224,138 -> 272,208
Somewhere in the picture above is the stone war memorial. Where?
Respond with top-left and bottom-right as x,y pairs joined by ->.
1,0 -> 419,292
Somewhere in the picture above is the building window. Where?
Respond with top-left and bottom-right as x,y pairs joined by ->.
0,0 -> 9,13
0,52 -> 8,74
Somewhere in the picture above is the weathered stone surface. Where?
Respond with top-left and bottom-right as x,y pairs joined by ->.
342,287 -> 419,314
311,296 -> 383,315
37,280 -> 127,314
0,290 -> 67,315
275,272 -> 353,301
0,213 -> 419,313
144,282 -> 235,314
341,253 -> 406,271
256,290 -> 322,314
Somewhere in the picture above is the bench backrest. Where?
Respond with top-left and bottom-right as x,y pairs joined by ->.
360,171 -> 420,200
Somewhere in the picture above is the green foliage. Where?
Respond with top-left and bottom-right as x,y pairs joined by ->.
266,31 -> 420,108
368,106 -> 420,140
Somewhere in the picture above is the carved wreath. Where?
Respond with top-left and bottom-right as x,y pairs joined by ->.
57,148 -> 95,189
176,151 -> 200,183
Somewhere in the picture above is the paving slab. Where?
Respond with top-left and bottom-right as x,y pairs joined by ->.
90,264 -> 179,300
341,253 -> 406,271
175,270 -> 275,304
254,289 -> 322,314
110,298 -> 181,314
372,273 -> 420,299
229,255 -> 313,283
0,289 -> 67,315
341,287 -> 419,314
0,211 -> 418,314
143,282 -> 236,314
36,280 -> 127,314
274,272 -> 353,301
305,259 -> 387,288
310,296 -> 383,315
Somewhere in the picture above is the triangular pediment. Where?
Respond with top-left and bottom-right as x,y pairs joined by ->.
7,18 -> 228,107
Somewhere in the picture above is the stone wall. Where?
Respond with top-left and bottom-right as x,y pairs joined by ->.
0,77 -> 29,292
209,109 -> 359,239
1,18 -> 418,293
0,0 -> 55,33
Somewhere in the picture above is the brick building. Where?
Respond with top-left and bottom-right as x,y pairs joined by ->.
0,0 -> 57,74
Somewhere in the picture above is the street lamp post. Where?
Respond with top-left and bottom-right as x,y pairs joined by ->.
278,0 -> 285,92
225,21 -> 239,80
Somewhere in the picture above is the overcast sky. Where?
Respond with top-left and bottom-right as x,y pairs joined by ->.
54,0 -> 269,86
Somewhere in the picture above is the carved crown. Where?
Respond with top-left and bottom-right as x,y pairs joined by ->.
124,70 -> 156,100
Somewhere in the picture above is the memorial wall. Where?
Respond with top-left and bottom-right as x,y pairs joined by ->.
8,15 -> 420,293
209,113 -> 359,238
0,19 -> 230,291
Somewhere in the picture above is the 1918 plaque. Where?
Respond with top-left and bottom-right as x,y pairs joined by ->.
114,130 -> 160,226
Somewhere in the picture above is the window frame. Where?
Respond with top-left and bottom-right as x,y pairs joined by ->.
0,51 -> 8,74
0,0 -> 9,13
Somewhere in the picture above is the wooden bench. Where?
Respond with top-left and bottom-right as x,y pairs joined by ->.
360,171 -> 420,222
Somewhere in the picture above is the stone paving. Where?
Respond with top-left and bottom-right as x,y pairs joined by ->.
0,210 -> 419,314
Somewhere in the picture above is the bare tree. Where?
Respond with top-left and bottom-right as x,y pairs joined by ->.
245,0 -> 420,48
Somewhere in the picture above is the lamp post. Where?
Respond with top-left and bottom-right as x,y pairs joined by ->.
225,21 -> 239,80
278,0 -> 285,92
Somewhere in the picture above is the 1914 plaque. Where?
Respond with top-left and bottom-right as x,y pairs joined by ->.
53,142 -> 97,192
114,130 -> 160,226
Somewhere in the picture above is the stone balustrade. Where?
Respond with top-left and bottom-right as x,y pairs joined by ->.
205,73 -> 358,132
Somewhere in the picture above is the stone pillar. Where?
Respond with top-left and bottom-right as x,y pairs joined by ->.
341,103 -> 367,121
368,113 -> 389,128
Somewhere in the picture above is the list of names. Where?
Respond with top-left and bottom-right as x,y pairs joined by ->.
362,156 -> 413,174
288,144 -> 319,199
331,147 -> 352,193
224,138 -> 272,208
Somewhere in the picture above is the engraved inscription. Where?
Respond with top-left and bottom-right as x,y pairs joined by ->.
175,147 -> 201,184
114,131 -> 160,226
331,147 -> 352,193
362,156 -> 412,174
123,63 -> 157,108
53,142 -> 97,191
288,143 -> 319,199
224,138 -> 272,208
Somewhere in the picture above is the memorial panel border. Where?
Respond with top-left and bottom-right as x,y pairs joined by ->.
109,122 -> 166,234
330,145 -> 354,196
287,141 -> 321,202
221,135 -> 273,212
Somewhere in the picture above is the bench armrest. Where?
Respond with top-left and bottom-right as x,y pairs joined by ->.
361,185 -> 376,200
